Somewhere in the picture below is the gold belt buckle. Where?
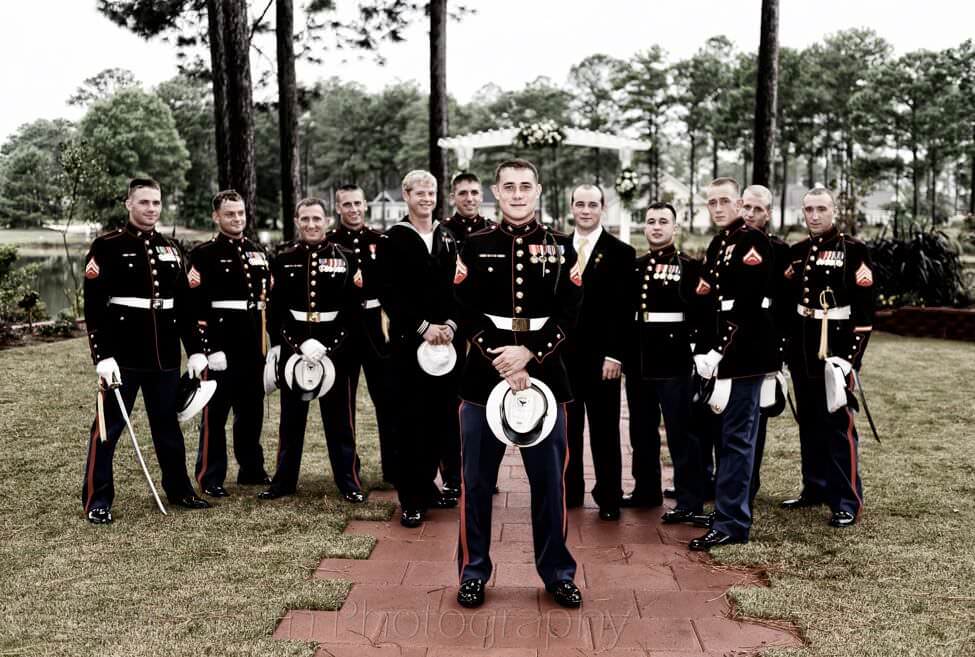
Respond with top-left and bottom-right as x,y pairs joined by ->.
307,311 -> 320,323
150,298 -> 165,310
511,317 -> 529,332
800,306 -> 814,318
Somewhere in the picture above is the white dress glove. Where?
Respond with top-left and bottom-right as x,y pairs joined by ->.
824,357 -> 853,413
693,349 -> 723,380
300,338 -> 327,362
95,357 -> 121,386
265,345 -> 281,368
187,353 -> 208,378
207,351 -> 228,371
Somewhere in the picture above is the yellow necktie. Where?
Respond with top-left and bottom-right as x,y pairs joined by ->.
577,237 -> 589,272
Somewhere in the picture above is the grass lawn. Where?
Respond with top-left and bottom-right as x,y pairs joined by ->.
1,333 -> 973,656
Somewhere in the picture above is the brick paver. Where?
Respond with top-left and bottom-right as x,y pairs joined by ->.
274,405 -> 802,656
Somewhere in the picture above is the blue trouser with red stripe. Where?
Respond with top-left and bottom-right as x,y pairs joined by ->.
457,401 -> 576,587
270,370 -> 362,496
194,356 -> 268,488
712,376 -> 764,541
791,371 -> 863,517
81,368 -> 196,513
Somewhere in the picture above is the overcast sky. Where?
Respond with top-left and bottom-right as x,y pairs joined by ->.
2,0 -> 972,142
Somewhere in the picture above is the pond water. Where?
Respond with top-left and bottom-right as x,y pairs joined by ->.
17,249 -> 86,318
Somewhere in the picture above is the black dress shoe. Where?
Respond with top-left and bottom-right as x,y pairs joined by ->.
547,580 -> 583,608
238,474 -> 272,486
430,494 -> 458,509
202,485 -> 229,498
688,529 -> 745,551
662,487 -> 677,499
342,490 -> 367,504
257,488 -> 292,501
171,494 -> 211,510
620,493 -> 663,508
829,511 -> 856,528
780,496 -> 825,510
400,509 -> 423,528
87,507 -> 113,524
598,508 -> 621,521
661,508 -> 705,525
441,484 -> 461,500
457,578 -> 486,608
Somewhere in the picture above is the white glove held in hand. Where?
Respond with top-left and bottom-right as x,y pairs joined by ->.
96,357 -> 121,386
187,353 -> 208,378
265,345 -> 281,367
207,351 -> 228,371
693,349 -> 723,379
300,338 -> 327,362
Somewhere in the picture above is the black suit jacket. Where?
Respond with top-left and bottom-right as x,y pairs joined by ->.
564,229 -> 636,388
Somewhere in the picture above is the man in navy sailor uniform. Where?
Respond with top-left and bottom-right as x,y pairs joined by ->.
81,177 -> 210,524
187,190 -> 272,497
327,184 -> 399,486
780,187 -> 875,528
258,198 -> 366,504
376,170 -> 463,527
453,159 -> 584,609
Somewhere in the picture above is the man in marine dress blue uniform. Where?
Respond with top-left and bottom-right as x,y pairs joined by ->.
688,178 -> 779,550
327,184 -> 399,486
780,187 -> 875,527
187,190 -> 272,497
453,159 -> 584,609
81,177 -> 210,523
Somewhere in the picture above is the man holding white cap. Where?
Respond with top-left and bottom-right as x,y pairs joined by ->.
376,170 -> 463,528
259,197 -> 366,504
453,158 -> 584,609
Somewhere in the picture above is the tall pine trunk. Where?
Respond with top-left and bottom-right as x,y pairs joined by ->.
428,0 -> 448,221
206,0 -> 230,189
688,134 -> 696,224
276,0 -> 299,240
780,147 -> 789,230
751,0 -> 778,186
222,0 -> 257,234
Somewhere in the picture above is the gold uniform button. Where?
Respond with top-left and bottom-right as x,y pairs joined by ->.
516,238 -> 523,245
516,264 -> 524,271
311,280 -> 316,286
516,277 -> 523,285
516,291 -> 524,299
310,291 -> 317,297
516,250 -> 524,257
515,306 -> 523,313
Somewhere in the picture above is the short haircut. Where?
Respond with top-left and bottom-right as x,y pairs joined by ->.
401,169 -> 437,193
742,184 -> 772,210
802,186 -> 835,205
295,197 -> 328,216
451,171 -> 480,190
211,189 -> 243,212
494,158 -> 539,184
646,201 -> 677,221
706,177 -> 740,196
127,177 -> 160,197
571,183 -> 605,207
335,184 -> 364,202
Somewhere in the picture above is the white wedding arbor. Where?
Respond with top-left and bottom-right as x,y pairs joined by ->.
438,128 -> 652,244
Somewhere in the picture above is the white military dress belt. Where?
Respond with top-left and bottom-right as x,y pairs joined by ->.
796,304 -> 851,320
211,300 -> 266,311
485,313 -> 549,332
635,311 -> 685,323
362,298 -> 381,309
290,309 -> 339,323
109,296 -> 175,310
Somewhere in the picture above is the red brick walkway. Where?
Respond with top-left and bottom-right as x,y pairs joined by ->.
274,417 -> 802,656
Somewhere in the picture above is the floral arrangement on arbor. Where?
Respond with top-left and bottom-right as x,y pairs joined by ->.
615,168 -> 640,204
514,120 -> 566,149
